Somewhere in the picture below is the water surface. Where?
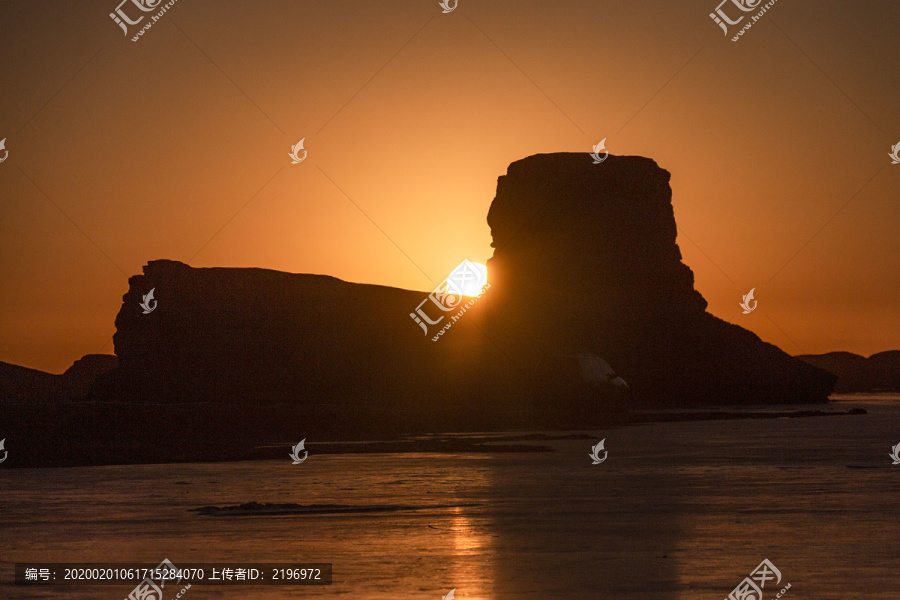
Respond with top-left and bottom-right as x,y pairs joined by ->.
2,395 -> 898,599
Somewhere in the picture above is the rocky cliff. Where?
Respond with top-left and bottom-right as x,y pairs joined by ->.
479,153 -> 834,406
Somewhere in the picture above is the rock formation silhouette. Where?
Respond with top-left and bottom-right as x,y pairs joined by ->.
480,153 -> 834,406
0,354 -> 117,404
87,154 -> 838,413
797,350 -> 900,392
2,153 -> 840,465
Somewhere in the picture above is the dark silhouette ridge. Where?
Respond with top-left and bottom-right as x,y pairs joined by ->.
103,260 -> 508,414
1,153 -> 839,466
796,351 -> 900,392
479,153 -> 834,406
0,361 -> 57,404
0,354 -> 117,404
60,354 -> 119,400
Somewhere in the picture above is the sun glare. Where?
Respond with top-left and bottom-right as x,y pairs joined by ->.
448,261 -> 488,297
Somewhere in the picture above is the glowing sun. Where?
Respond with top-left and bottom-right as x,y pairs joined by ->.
448,261 -> 488,297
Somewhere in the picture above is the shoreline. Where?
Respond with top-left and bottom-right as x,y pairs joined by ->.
0,403 -> 868,470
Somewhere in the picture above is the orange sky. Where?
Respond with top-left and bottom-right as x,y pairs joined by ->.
1,0 -> 898,373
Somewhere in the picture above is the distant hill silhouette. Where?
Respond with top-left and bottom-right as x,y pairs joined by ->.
1,153 -> 839,466
0,354 -> 117,404
796,351 -> 900,392
0,361 -> 57,403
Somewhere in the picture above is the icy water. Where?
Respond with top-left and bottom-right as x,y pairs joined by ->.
2,395 -> 898,600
